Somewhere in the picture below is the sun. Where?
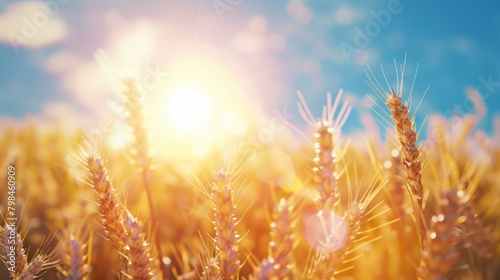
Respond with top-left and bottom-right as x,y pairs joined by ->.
165,86 -> 213,133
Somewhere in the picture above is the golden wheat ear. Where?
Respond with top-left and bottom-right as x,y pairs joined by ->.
1,222 -> 60,280
59,233 -> 91,280
122,210 -> 154,280
119,78 -> 168,280
0,223 -> 28,278
84,154 -> 128,251
210,168 -> 241,280
254,197 -> 297,280
296,90 -> 352,211
366,58 -> 428,249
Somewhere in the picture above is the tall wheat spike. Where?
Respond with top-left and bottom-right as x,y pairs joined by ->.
297,90 -> 352,210
84,154 -> 127,250
297,90 -> 353,279
120,79 -> 167,279
366,58 -> 427,247
80,149 -> 159,278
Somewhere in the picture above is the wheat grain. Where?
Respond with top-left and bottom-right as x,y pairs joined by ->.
202,257 -> 222,280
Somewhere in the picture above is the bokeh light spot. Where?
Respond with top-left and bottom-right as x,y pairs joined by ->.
303,209 -> 348,253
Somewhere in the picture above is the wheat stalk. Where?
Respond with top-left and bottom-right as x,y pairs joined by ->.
82,151 -> 160,278
366,59 -> 427,247
254,198 -> 296,279
210,168 -> 241,280
297,90 -> 352,210
120,78 -> 167,279
85,154 -> 127,250
386,88 -> 424,210
297,90 -> 355,279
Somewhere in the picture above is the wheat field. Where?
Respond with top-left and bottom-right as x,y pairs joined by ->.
1,61 -> 499,280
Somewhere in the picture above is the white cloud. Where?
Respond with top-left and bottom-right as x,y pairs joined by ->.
233,32 -> 266,54
45,49 -> 113,116
247,14 -> 268,34
40,102 -> 95,127
59,59 -> 112,113
0,1 -> 68,51
287,1 -> 313,25
333,6 -> 356,25
233,15 -> 285,54
452,37 -> 473,53
353,49 -> 374,65
388,31 -> 405,48
46,50 -> 79,74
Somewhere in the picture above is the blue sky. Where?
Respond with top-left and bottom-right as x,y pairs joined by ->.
1,0 -> 499,138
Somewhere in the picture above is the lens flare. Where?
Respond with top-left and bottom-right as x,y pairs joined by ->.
303,209 -> 348,253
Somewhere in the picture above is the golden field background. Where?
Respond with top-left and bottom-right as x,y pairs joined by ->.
0,82 -> 499,279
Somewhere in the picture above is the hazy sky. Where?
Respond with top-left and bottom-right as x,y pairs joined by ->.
1,0 -> 499,136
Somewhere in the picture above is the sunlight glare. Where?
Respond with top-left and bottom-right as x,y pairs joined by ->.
166,86 -> 213,133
